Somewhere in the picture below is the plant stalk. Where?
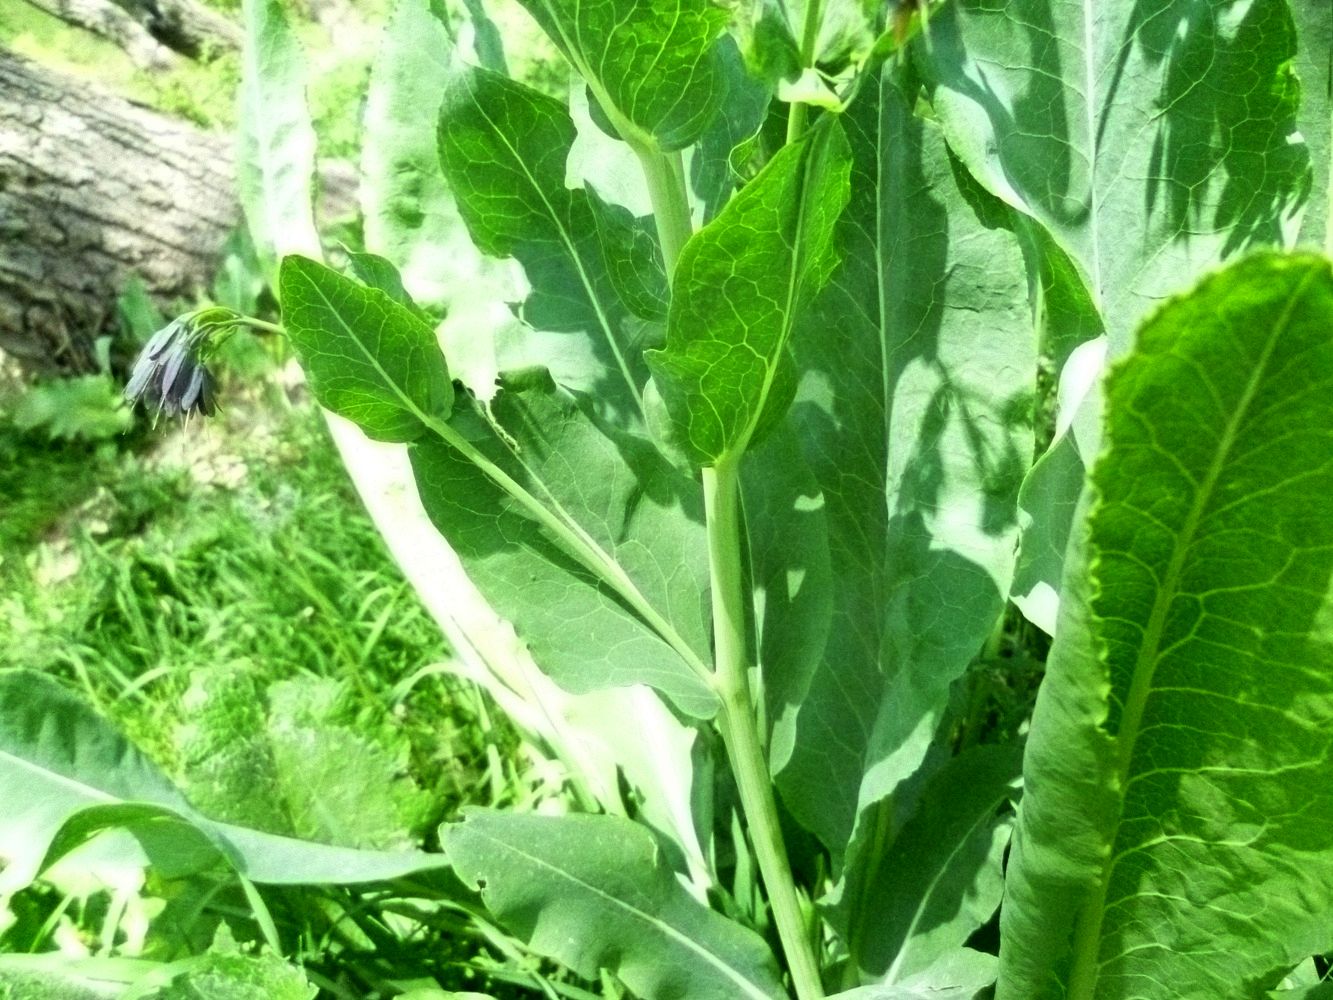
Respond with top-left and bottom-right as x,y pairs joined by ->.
635,146 -> 694,280
785,0 -> 825,144
704,461 -> 824,1000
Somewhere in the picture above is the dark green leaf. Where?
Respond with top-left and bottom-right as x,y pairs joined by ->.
344,249 -> 431,321
437,67 -> 653,422
279,255 -> 453,442
843,746 -> 1021,981
445,808 -> 786,999
997,253 -> 1333,999
647,119 -> 852,465
753,67 -> 1035,869
409,370 -> 716,718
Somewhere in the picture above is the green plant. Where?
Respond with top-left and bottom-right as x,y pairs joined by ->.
4,1 -> 1332,999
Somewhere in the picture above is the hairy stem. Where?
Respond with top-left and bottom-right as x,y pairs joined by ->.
704,461 -> 824,1000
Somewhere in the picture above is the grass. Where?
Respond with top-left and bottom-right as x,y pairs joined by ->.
0,375 -> 572,995
0,386 -> 517,797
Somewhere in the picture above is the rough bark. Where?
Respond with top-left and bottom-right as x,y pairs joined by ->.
115,0 -> 243,59
21,0 -> 180,70
21,0 -> 242,66
0,52 -> 357,375
0,50 -> 236,373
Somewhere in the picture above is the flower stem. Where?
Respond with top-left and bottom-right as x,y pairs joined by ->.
237,317 -> 286,336
704,460 -> 824,1000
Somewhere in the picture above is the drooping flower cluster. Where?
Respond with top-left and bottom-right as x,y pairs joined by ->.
124,307 -> 239,419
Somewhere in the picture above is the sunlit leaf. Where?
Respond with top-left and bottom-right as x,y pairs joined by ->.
998,252 -> 1333,999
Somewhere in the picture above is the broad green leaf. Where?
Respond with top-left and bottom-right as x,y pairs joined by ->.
754,67 -> 1035,866
0,670 -> 451,891
409,369 -> 717,718
647,119 -> 852,465
278,255 -> 453,442
444,809 -> 786,999
437,67 -> 654,422
12,376 -> 133,441
831,949 -> 999,1000
843,746 -> 1021,982
237,0 -> 320,279
997,253 -> 1333,1000
916,0 -> 1311,354
1292,0 -> 1332,249
360,0 -> 462,311
514,0 -> 729,151
178,668 -> 432,852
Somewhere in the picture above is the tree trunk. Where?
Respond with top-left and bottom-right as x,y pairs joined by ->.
21,0 -> 242,66
114,0 -> 243,59
21,0 -> 180,70
0,51 -> 236,372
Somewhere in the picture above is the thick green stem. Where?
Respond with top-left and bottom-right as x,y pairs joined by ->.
636,146 -> 694,279
704,461 -> 824,1000
785,0 -> 825,145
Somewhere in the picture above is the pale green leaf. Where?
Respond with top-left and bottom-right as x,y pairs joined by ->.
831,949 -> 999,1000
997,252 -> 1333,1000
179,669 -> 431,851
12,376 -> 132,441
278,255 -> 453,442
917,0 -> 1311,354
647,118 -> 851,465
237,0 -> 320,278
444,809 -> 786,999
1292,0 -> 1332,249
360,0 -> 461,311
0,670 -> 451,891
514,0 -> 728,150
437,67 -> 653,422
409,369 -> 717,718
148,926 -> 315,1000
